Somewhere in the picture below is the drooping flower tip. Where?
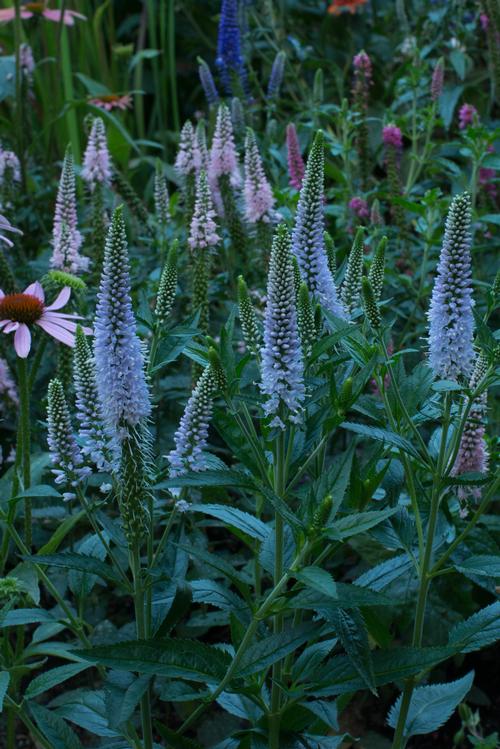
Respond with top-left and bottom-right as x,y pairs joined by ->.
198,57 -> 220,106
189,171 -> 220,250
382,123 -> 403,149
286,123 -> 305,191
267,50 -> 286,99
458,103 -> 478,129
81,117 -> 112,191
243,129 -> 276,224
431,58 -> 444,101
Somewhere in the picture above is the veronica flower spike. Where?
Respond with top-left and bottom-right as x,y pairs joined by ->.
261,224 -> 305,428
291,130 -> 346,319
427,192 -> 474,381
93,206 -> 151,437
0,283 -> 89,358
50,147 -> 88,274
243,128 -> 276,225
81,117 -> 112,191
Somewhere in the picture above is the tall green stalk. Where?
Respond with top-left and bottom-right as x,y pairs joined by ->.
131,543 -> 154,749
17,358 -> 31,548
60,25 -> 81,163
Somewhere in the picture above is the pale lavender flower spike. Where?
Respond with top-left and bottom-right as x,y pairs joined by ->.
209,102 -> 242,189
0,149 -> 21,184
93,206 -> 151,441
427,192 -> 474,380
50,147 -> 88,274
167,365 -> 216,494
291,130 -> 346,319
243,128 -> 276,224
174,120 -> 197,177
261,224 -> 304,428
81,117 -> 112,191
189,171 -> 220,250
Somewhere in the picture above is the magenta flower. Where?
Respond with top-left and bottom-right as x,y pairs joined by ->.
353,50 -> 372,77
0,2 -> 85,25
0,283 -> 89,358
348,196 -> 370,220
458,103 -> 478,129
286,123 -> 305,191
479,13 -> 489,32
0,214 -> 22,247
382,124 -> 403,149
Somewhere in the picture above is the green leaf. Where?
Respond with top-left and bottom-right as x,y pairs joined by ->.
479,214 -> 500,226
155,724 -> 203,749
355,554 -> 413,591
340,422 -> 422,460
75,72 -> 109,96
237,623 -> 318,677
156,469 -> 254,490
0,56 -> 15,101
29,703 -> 84,749
439,84 -> 464,128
15,484 -> 62,499
329,608 -> 376,694
191,579 -> 248,616
25,663 -> 90,699
454,555 -> 500,578
0,609 -> 57,627
387,671 -> 474,740
38,511 -> 85,555
290,582 -> 394,611
312,646 -> 455,696
327,507 -> 398,541
296,566 -> 337,598
106,674 -> 151,730
0,671 -> 10,713
75,639 -> 231,682
448,602 -> 500,653
190,503 -> 268,541
29,553 -> 121,583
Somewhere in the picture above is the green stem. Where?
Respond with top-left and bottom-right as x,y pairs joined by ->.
13,0 -> 26,187
269,427 -> 286,748
167,0 -> 179,134
60,25 -> 80,163
131,543 -> 153,749
391,395 -> 451,749
17,358 -> 31,549
178,539 -> 312,736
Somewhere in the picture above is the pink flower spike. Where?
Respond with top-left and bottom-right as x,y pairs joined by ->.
14,324 -> 31,358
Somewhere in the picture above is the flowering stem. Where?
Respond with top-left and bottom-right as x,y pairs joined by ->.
391,394 -> 451,749
17,358 -> 31,549
178,539 -> 313,736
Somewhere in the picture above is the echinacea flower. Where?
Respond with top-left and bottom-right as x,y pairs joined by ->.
327,0 -> 368,15
89,94 -> 132,112
0,2 -> 85,25
0,282 -> 89,358
0,214 -> 22,247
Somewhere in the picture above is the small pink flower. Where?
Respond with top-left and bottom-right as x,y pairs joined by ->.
348,196 -> 370,220
89,94 -> 132,112
353,50 -> 372,77
0,2 -> 85,25
0,214 -> 22,247
458,103 -> 478,129
0,283 -> 90,358
382,123 -> 403,149
479,13 -> 489,32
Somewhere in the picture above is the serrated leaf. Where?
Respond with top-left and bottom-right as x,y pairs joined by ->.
237,623 -> 317,677
191,503 -> 268,541
329,608 -> 376,694
454,555 -> 500,578
340,422 -> 422,460
449,602 -> 500,654
29,703 -> 84,749
327,507 -> 398,540
191,579 -> 248,615
0,671 -> 10,713
387,671 -> 474,740
311,646 -> 455,696
75,639 -> 231,682
29,553 -> 121,583
290,582 -> 394,610
155,469 -> 254,490
296,566 -> 337,598
156,723 -> 203,749
25,663 -> 90,699
355,554 -> 414,591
